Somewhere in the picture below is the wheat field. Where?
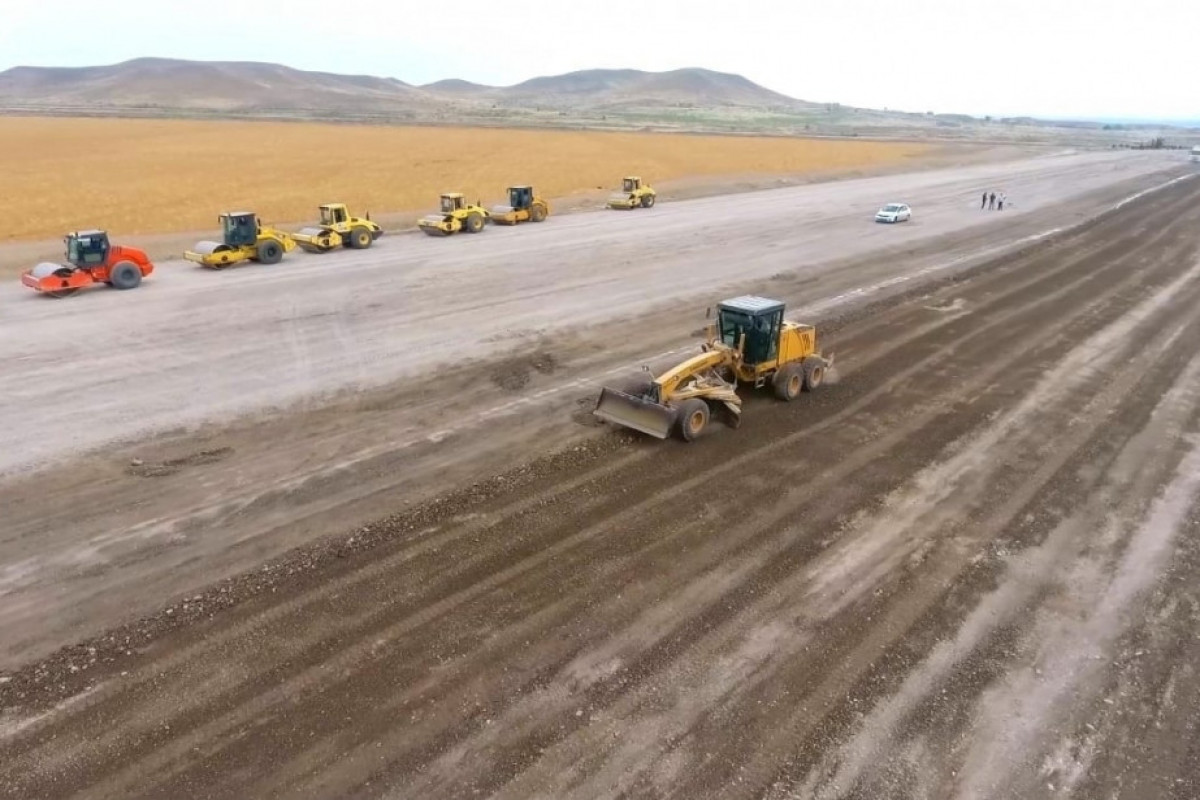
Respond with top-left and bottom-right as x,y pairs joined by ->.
1,116 -> 929,241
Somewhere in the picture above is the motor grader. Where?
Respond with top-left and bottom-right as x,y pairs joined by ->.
594,296 -> 833,442
417,193 -> 489,236
291,203 -> 383,253
184,212 -> 295,269
607,176 -> 656,209
489,186 -> 550,225
22,230 -> 154,298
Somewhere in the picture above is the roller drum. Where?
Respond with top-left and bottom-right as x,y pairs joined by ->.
30,262 -> 66,279
418,216 -> 452,236
190,240 -> 224,256
295,227 -> 337,252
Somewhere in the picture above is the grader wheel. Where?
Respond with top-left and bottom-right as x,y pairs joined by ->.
773,364 -> 803,401
803,360 -> 825,391
675,398 -> 709,442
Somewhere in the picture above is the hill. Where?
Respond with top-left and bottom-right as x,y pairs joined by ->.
0,57 -> 433,112
0,58 -> 801,113
0,58 -> 1193,145
419,78 -> 492,96
495,67 -> 805,109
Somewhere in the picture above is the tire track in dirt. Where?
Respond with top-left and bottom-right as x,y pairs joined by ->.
0,173 -> 1180,681
773,325 -> 1200,799
482,194 -> 1200,800
2,177 -> 1200,799
0,170 -> 1187,676
1068,505 -> 1200,800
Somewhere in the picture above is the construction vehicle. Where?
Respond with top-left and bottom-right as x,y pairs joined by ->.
489,186 -> 550,225
184,212 -> 296,269
291,203 -> 383,253
607,176 -> 657,209
417,193 -> 489,236
22,230 -> 154,298
593,296 -> 833,442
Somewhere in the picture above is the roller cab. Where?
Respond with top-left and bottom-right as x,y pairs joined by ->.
185,212 -> 295,269
292,203 -> 383,253
606,176 -> 657,210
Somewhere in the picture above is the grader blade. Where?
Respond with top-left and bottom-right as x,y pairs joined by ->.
593,387 -> 675,439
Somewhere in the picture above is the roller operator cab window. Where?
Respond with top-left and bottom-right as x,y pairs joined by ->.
224,215 -> 256,245
68,235 -> 105,265
624,178 -> 635,192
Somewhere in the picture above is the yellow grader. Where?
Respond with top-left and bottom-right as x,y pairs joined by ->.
607,176 -> 657,209
291,203 -> 383,253
594,296 -> 833,441
184,212 -> 296,269
489,186 -> 550,225
418,193 -> 490,236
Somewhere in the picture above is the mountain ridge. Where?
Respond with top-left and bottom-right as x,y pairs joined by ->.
1,58 -> 1192,139
0,58 -> 801,112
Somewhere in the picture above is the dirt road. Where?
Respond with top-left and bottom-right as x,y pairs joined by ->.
0,150 -> 1173,477
0,150 -> 1186,675
2,163 -> 1199,798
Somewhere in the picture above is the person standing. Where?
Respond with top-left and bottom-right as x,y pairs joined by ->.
981,191 -> 988,210
988,192 -> 996,210
998,192 -> 1006,211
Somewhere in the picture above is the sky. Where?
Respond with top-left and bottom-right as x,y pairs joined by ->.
3,0 -> 1197,121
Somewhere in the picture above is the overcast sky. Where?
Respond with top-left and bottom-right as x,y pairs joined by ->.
3,0 -> 1196,120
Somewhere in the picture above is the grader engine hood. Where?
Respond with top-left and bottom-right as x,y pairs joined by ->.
593,386 -> 676,439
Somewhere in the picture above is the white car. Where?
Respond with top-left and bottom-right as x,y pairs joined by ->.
875,202 -> 912,223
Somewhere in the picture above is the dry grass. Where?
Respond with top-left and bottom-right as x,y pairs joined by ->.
2,116 -> 929,241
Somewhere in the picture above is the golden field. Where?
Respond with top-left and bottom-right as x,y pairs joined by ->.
1,116 -> 930,241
